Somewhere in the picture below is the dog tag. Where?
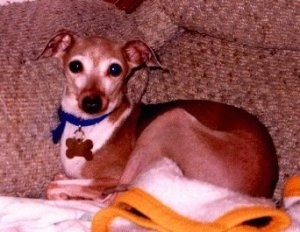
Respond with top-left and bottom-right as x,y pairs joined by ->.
66,127 -> 94,161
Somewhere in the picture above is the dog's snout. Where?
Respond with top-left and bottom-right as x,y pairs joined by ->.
82,95 -> 102,114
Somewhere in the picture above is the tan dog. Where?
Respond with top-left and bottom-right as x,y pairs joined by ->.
40,30 -> 278,202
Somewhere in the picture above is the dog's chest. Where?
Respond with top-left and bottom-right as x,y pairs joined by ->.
59,107 -> 133,178
60,119 -> 115,178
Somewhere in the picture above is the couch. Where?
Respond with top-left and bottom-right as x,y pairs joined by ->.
0,0 -> 299,201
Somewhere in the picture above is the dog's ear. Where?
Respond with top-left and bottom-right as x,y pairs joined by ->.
38,30 -> 76,59
123,40 -> 161,69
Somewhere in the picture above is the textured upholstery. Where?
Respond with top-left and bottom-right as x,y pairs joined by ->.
0,0 -> 299,198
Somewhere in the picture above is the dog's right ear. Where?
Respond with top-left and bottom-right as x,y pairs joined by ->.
37,30 -> 76,59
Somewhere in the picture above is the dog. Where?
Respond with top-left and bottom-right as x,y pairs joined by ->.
40,30 -> 278,202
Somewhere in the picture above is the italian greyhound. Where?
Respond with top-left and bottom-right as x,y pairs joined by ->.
40,30 -> 278,202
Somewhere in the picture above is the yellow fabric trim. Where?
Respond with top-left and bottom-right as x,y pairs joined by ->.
284,175 -> 300,197
93,188 -> 223,232
215,206 -> 291,232
92,188 -> 291,232
92,206 -> 170,232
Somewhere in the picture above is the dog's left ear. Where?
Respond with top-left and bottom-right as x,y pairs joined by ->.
123,40 -> 161,69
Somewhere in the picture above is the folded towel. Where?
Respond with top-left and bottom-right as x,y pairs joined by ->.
92,158 -> 292,231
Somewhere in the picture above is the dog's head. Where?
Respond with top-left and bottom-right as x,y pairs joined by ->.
40,30 -> 160,117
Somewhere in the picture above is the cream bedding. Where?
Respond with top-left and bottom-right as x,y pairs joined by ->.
1,158 -> 299,232
0,197 -> 102,232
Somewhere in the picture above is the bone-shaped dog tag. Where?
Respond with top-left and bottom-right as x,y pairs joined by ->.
66,127 -> 94,161
66,138 -> 93,161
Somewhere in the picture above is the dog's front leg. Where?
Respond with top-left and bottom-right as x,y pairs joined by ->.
47,178 -> 118,201
101,146 -> 163,203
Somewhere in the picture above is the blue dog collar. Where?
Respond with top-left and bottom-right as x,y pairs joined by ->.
52,107 -> 111,144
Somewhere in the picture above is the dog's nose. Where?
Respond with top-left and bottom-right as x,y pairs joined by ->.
82,95 -> 102,114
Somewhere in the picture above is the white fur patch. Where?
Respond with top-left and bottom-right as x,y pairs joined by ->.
67,55 -> 93,90
98,58 -> 124,90
60,106 -> 133,178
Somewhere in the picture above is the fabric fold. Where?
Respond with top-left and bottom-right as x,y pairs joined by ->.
92,158 -> 292,232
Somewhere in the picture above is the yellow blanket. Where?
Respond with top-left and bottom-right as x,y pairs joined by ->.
92,158 -> 299,231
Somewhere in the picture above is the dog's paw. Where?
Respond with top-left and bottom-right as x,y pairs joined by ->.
53,173 -> 69,181
46,182 -> 69,200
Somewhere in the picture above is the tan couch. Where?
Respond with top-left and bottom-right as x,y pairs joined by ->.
0,0 -> 299,199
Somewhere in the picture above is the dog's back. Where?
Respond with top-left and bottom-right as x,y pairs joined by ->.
127,100 -> 278,197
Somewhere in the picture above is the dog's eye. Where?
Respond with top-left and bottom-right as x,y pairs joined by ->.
69,60 -> 83,73
108,63 -> 122,77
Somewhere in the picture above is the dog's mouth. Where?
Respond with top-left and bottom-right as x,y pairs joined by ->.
79,93 -> 108,115
81,95 -> 102,114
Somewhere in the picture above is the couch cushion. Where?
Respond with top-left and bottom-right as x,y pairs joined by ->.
160,0 -> 299,50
